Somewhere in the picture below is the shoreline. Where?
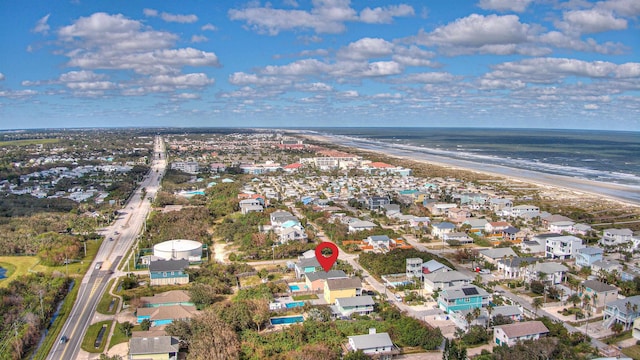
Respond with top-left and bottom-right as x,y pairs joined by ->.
302,133 -> 640,209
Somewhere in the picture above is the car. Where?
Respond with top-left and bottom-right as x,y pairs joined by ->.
94,262 -> 102,270
108,237 -> 113,241
479,269 -> 491,274
59,336 -> 68,344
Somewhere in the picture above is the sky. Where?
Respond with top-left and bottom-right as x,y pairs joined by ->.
0,0 -> 639,130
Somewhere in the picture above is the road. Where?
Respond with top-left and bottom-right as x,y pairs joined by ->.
47,136 -> 167,360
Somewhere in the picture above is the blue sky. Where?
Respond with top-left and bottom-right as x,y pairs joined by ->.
0,0 -> 639,130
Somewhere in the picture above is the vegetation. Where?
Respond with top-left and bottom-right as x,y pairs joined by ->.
0,273 -> 71,359
80,321 -> 112,353
359,248 -> 454,278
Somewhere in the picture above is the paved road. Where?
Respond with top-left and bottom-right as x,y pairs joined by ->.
47,136 -> 167,360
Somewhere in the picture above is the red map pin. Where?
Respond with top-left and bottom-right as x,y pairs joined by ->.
315,242 -> 339,272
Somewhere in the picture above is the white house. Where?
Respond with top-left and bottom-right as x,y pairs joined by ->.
347,331 -> 397,359
545,235 -> 584,260
600,228 -> 634,247
493,321 -> 549,347
431,222 -> 456,238
508,205 -> 540,218
348,220 -> 377,233
549,221 -> 575,234
423,270 -> 472,293
525,262 -> 568,285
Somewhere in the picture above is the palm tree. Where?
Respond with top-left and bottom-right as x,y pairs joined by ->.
532,297 -> 544,318
568,293 -> 581,308
582,294 -> 591,310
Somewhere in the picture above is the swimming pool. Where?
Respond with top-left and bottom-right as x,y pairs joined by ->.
289,285 -> 300,291
270,316 -> 304,325
285,301 -> 305,308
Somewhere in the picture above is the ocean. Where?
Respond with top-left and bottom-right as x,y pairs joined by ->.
303,128 -> 640,202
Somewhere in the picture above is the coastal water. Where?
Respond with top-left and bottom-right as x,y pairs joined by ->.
304,128 -> 640,203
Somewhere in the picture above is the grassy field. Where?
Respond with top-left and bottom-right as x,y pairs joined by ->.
622,345 -> 640,360
81,321 -> 112,353
292,294 -> 318,300
0,138 -> 60,147
0,256 -> 40,288
31,239 -> 103,278
96,279 -> 119,315
108,321 -> 132,350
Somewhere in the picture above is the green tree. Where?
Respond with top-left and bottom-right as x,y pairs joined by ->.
532,297 -> 544,317
344,350 -> 369,360
140,319 -> 151,331
189,310 -> 240,360
118,321 -> 134,337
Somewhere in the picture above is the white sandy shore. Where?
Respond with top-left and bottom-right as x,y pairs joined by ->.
302,133 -> 640,209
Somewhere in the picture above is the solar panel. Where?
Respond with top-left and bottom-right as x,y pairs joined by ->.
462,287 -> 479,296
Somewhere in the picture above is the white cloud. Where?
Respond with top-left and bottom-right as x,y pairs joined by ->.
401,72 -> 459,83
161,12 -> 198,23
615,63 -> 640,78
229,72 -> 292,86
478,78 -> 526,90
144,8 -> 198,23
296,82 -> 333,92
59,70 -> 105,82
201,23 -> 218,31
337,37 -> 394,60
173,93 -> 201,100
362,61 -> 402,77
392,45 -> 438,67
262,59 -> 331,76
359,4 -> 414,23
538,31 -> 625,54
191,35 -> 208,43
412,14 -> 539,55
339,90 -> 359,98
488,58 -> 621,85
149,73 -> 214,87
32,14 -> 51,34
597,0 -> 640,17
0,89 -> 38,98
229,0 -> 413,35
584,103 -> 599,109
558,9 -> 627,34
477,0 -> 533,12
0,73 -> 5,81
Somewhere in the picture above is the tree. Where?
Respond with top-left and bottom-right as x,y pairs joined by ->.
611,322 -> 624,335
140,319 -> 151,331
532,297 -> 544,317
285,343 -> 339,360
567,293 -> 581,308
189,310 -> 240,360
344,350 -> 369,360
118,321 -> 134,338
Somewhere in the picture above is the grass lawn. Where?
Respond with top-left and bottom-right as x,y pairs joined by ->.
97,279 -> 119,315
0,256 -> 40,288
32,239 -> 103,278
292,294 -> 318,301
108,322 -> 131,350
0,138 -> 60,146
81,321 -> 112,353
603,330 -> 632,345
622,345 -> 640,360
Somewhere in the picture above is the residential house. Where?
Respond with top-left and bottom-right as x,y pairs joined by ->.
497,257 -> 538,280
333,296 -> 375,318
491,305 -> 523,323
422,260 -> 452,275
520,240 -> 545,255
485,221 -> 511,234
493,321 -> 549,347
549,221 -> 575,234
367,196 -> 390,211
136,304 -> 197,327
366,235 -> 392,251
462,218 -> 489,235
633,318 -> 640,341
239,198 -> 263,214
444,232 -> 473,245
489,198 -> 513,212
448,208 -> 470,224
406,258 -> 423,279
508,205 -> 540,218
545,235 -> 585,260
380,203 -> 401,217
591,259 -> 623,276
294,257 -> 321,278
426,203 -> 458,216
304,270 -> 348,291
478,248 -> 517,265
348,220 -> 377,233
437,285 -> 490,313
431,222 -> 456,238
582,280 -> 618,314
424,271 -> 472,293
600,228 -> 634,247
129,336 -> 180,360
541,214 -> 573,230
324,277 -> 363,304
149,259 -> 189,286
575,247 -> 604,268
408,216 -> 430,229
279,226 -> 308,244
140,290 -> 193,308
270,211 -> 298,228
603,296 -> 640,330
525,262 -> 568,285
347,331 -> 397,359
572,223 -> 593,235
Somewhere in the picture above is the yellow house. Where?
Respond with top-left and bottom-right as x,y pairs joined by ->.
323,277 -> 363,303
129,336 -> 179,360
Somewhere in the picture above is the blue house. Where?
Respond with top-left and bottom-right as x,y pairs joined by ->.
438,285 -> 490,313
149,259 -> 189,286
574,246 -> 603,267
294,257 -> 321,278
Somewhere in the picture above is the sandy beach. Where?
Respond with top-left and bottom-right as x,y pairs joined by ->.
302,133 -> 640,209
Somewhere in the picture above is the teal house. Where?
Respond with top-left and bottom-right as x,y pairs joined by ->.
438,285 -> 490,313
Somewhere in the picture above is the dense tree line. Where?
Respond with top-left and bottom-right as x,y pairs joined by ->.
359,248 -> 455,277
0,273 -> 71,360
140,207 -> 213,248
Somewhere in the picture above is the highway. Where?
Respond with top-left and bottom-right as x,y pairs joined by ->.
47,136 -> 166,360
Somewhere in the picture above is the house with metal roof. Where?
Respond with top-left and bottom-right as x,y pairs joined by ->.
582,280 -> 618,314
437,285 -> 490,313
129,336 -> 180,360
423,270 -> 472,293
603,295 -> 640,330
148,259 -> 189,286
347,330 -> 398,359
304,270 -> 348,291
493,321 -> 549,347
332,295 -> 375,318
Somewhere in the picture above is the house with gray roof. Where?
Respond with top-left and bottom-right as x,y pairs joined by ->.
491,305 -> 523,322
422,259 -> 451,275
333,295 -> 375,318
582,280 -> 618,314
496,257 -> 538,280
603,295 -> 640,330
479,248 -> 517,264
129,335 -> 179,359
424,270 -> 472,293
438,285 -> 490,313
347,331 -> 397,359
149,259 -> 189,286
348,220 -> 377,233
494,321 -> 549,347
304,270 -> 348,291
525,262 -> 568,285
575,246 -> 604,267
